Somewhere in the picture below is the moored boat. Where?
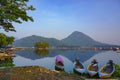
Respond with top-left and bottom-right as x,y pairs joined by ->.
98,60 -> 115,78
87,59 -> 98,77
87,63 -> 98,77
55,55 -> 64,71
73,59 -> 85,74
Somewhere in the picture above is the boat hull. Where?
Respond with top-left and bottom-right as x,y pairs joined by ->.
55,65 -> 64,71
87,64 -> 98,77
98,64 -> 115,78
73,61 -> 85,74
73,68 -> 85,74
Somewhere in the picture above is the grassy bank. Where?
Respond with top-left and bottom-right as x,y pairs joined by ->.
0,65 -> 120,80
0,66 -> 84,80
112,64 -> 120,79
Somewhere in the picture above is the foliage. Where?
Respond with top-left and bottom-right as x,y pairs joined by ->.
0,62 -> 15,67
0,0 -> 35,32
0,57 -> 15,67
34,41 -> 50,49
0,33 -> 14,47
112,64 -> 120,78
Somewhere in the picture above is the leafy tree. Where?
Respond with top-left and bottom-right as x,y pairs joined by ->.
0,33 -> 7,47
0,33 -> 14,47
6,36 -> 14,45
0,0 -> 35,32
34,42 -> 50,49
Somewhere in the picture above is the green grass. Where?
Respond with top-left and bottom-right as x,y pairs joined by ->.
111,64 -> 120,79
0,62 -> 15,67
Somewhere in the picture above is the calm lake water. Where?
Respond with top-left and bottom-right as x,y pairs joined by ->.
11,49 -> 120,73
3,49 -> 120,73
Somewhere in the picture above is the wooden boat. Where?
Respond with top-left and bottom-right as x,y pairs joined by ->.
87,63 -> 98,77
73,60 -> 85,74
55,55 -> 64,71
98,64 -> 115,78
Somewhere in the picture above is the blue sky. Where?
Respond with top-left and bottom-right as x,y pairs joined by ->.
1,0 -> 120,45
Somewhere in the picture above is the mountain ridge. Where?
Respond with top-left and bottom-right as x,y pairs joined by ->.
14,31 -> 111,47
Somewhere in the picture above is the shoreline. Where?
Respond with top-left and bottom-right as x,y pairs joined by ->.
0,65 -> 120,80
0,66 -> 84,80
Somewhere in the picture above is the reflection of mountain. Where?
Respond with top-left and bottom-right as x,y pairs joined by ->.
15,49 -> 104,62
54,50 -> 105,62
16,50 -> 43,60
84,51 -> 120,67
13,55 -> 74,72
14,31 -> 112,47
13,51 -> 120,73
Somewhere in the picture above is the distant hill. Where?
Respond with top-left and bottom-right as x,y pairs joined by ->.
61,31 -> 108,47
14,35 -> 64,47
14,31 -> 110,47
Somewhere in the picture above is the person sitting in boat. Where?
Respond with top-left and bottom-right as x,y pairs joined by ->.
107,60 -> 114,67
103,60 -> 114,73
91,59 -> 98,70
91,59 -> 98,66
106,60 -> 114,72
55,55 -> 64,66
75,58 -> 83,69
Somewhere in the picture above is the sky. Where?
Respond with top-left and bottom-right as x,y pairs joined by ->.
1,0 -> 120,45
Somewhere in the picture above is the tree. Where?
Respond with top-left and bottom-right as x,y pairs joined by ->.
6,36 -> 14,45
34,42 -> 50,49
0,33 -> 14,48
0,33 -> 7,47
0,0 -> 35,32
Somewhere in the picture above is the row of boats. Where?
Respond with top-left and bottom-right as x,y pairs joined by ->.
55,55 -> 115,79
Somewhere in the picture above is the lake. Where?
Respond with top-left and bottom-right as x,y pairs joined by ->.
2,49 -> 120,73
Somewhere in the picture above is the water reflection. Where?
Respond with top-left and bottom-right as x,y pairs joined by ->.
84,51 -> 120,68
10,50 -> 120,73
34,49 -> 49,57
13,49 -> 105,72
13,55 -> 74,72
15,49 -> 104,62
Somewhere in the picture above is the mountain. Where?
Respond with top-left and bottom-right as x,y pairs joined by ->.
14,31 -> 110,47
14,35 -> 64,47
61,31 -> 108,47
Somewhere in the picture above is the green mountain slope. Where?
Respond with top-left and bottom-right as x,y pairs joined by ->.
14,35 -> 64,47
61,31 -> 108,47
14,31 -> 110,47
